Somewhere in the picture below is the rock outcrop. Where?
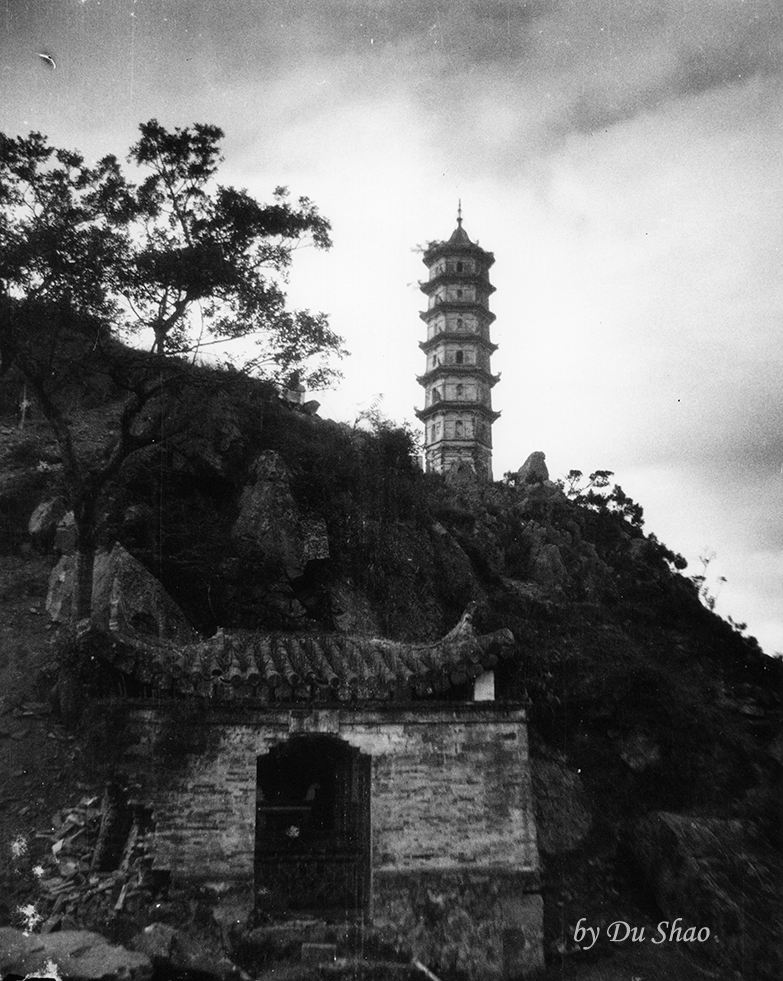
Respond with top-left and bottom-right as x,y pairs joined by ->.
47,543 -> 198,643
28,497 -> 68,552
629,811 -> 783,980
231,450 -> 329,579
532,750 -> 593,854
130,923 -> 246,981
92,543 -> 198,642
517,451 -> 549,485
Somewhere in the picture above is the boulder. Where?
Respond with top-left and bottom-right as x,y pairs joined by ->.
431,521 -> 483,604
29,497 -> 68,552
127,923 -> 176,965
232,451 -> 329,579
630,812 -> 744,924
91,543 -> 198,642
208,884 -> 255,933
47,554 -> 74,623
0,927 -> 152,981
129,923 -> 246,980
516,451 -> 549,485
55,511 -> 76,554
628,811 -> 782,979
46,544 -> 197,643
532,753 -> 592,854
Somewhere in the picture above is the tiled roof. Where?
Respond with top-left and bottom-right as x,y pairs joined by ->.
95,607 -> 515,701
448,223 -> 472,245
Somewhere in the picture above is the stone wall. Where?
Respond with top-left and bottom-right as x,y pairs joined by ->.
123,701 -> 543,976
374,870 -> 543,979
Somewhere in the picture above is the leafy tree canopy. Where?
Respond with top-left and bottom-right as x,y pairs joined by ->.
0,119 -> 346,388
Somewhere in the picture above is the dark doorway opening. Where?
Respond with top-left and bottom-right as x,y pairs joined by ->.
255,736 -> 370,914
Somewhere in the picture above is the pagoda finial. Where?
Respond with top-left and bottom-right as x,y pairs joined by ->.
457,199 -> 463,226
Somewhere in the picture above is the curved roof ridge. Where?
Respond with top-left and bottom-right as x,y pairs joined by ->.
84,603 -> 515,701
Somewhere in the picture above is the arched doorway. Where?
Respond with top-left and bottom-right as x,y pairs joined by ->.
255,736 -> 371,914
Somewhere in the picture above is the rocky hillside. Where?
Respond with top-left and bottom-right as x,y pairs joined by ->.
0,363 -> 781,980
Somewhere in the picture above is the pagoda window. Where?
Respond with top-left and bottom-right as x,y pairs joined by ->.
455,350 -> 464,364
456,384 -> 464,397
432,389 -> 442,403
457,318 -> 464,331
457,261 -> 463,272
457,289 -> 463,299
455,420 -> 464,437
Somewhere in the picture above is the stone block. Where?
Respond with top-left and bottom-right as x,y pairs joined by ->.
301,943 -> 337,964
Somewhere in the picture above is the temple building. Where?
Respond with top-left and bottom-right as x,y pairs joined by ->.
416,208 -> 500,480
77,544 -> 544,977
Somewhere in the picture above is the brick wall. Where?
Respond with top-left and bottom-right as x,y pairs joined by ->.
124,701 -> 543,976
126,703 -> 538,882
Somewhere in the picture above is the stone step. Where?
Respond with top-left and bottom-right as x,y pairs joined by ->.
243,918 -> 414,974
319,957 -> 418,981
302,942 -> 338,965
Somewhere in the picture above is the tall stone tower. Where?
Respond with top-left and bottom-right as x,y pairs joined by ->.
415,210 -> 500,480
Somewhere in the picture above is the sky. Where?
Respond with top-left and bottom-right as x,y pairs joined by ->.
2,0 -> 782,655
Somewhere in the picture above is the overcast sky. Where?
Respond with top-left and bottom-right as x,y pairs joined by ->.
2,0 -> 782,655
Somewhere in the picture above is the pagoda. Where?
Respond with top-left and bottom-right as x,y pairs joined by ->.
415,208 -> 500,479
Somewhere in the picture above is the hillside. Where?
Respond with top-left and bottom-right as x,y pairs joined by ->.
0,364 -> 781,980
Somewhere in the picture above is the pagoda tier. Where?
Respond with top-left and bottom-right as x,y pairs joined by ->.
416,365 -> 500,387
418,333 -> 498,354
419,304 -> 496,325
415,401 -> 501,423
420,271 -> 496,296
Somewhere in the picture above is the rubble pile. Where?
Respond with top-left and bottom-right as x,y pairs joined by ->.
34,790 -> 158,932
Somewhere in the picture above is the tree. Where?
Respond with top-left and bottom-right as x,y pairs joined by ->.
559,469 -> 645,528
0,121 -> 345,619
561,469 -> 614,497
124,120 -> 344,384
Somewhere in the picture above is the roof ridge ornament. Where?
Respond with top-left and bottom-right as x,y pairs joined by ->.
457,199 -> 463,227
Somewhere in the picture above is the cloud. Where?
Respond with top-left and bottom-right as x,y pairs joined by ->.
364,0 -> 783,157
